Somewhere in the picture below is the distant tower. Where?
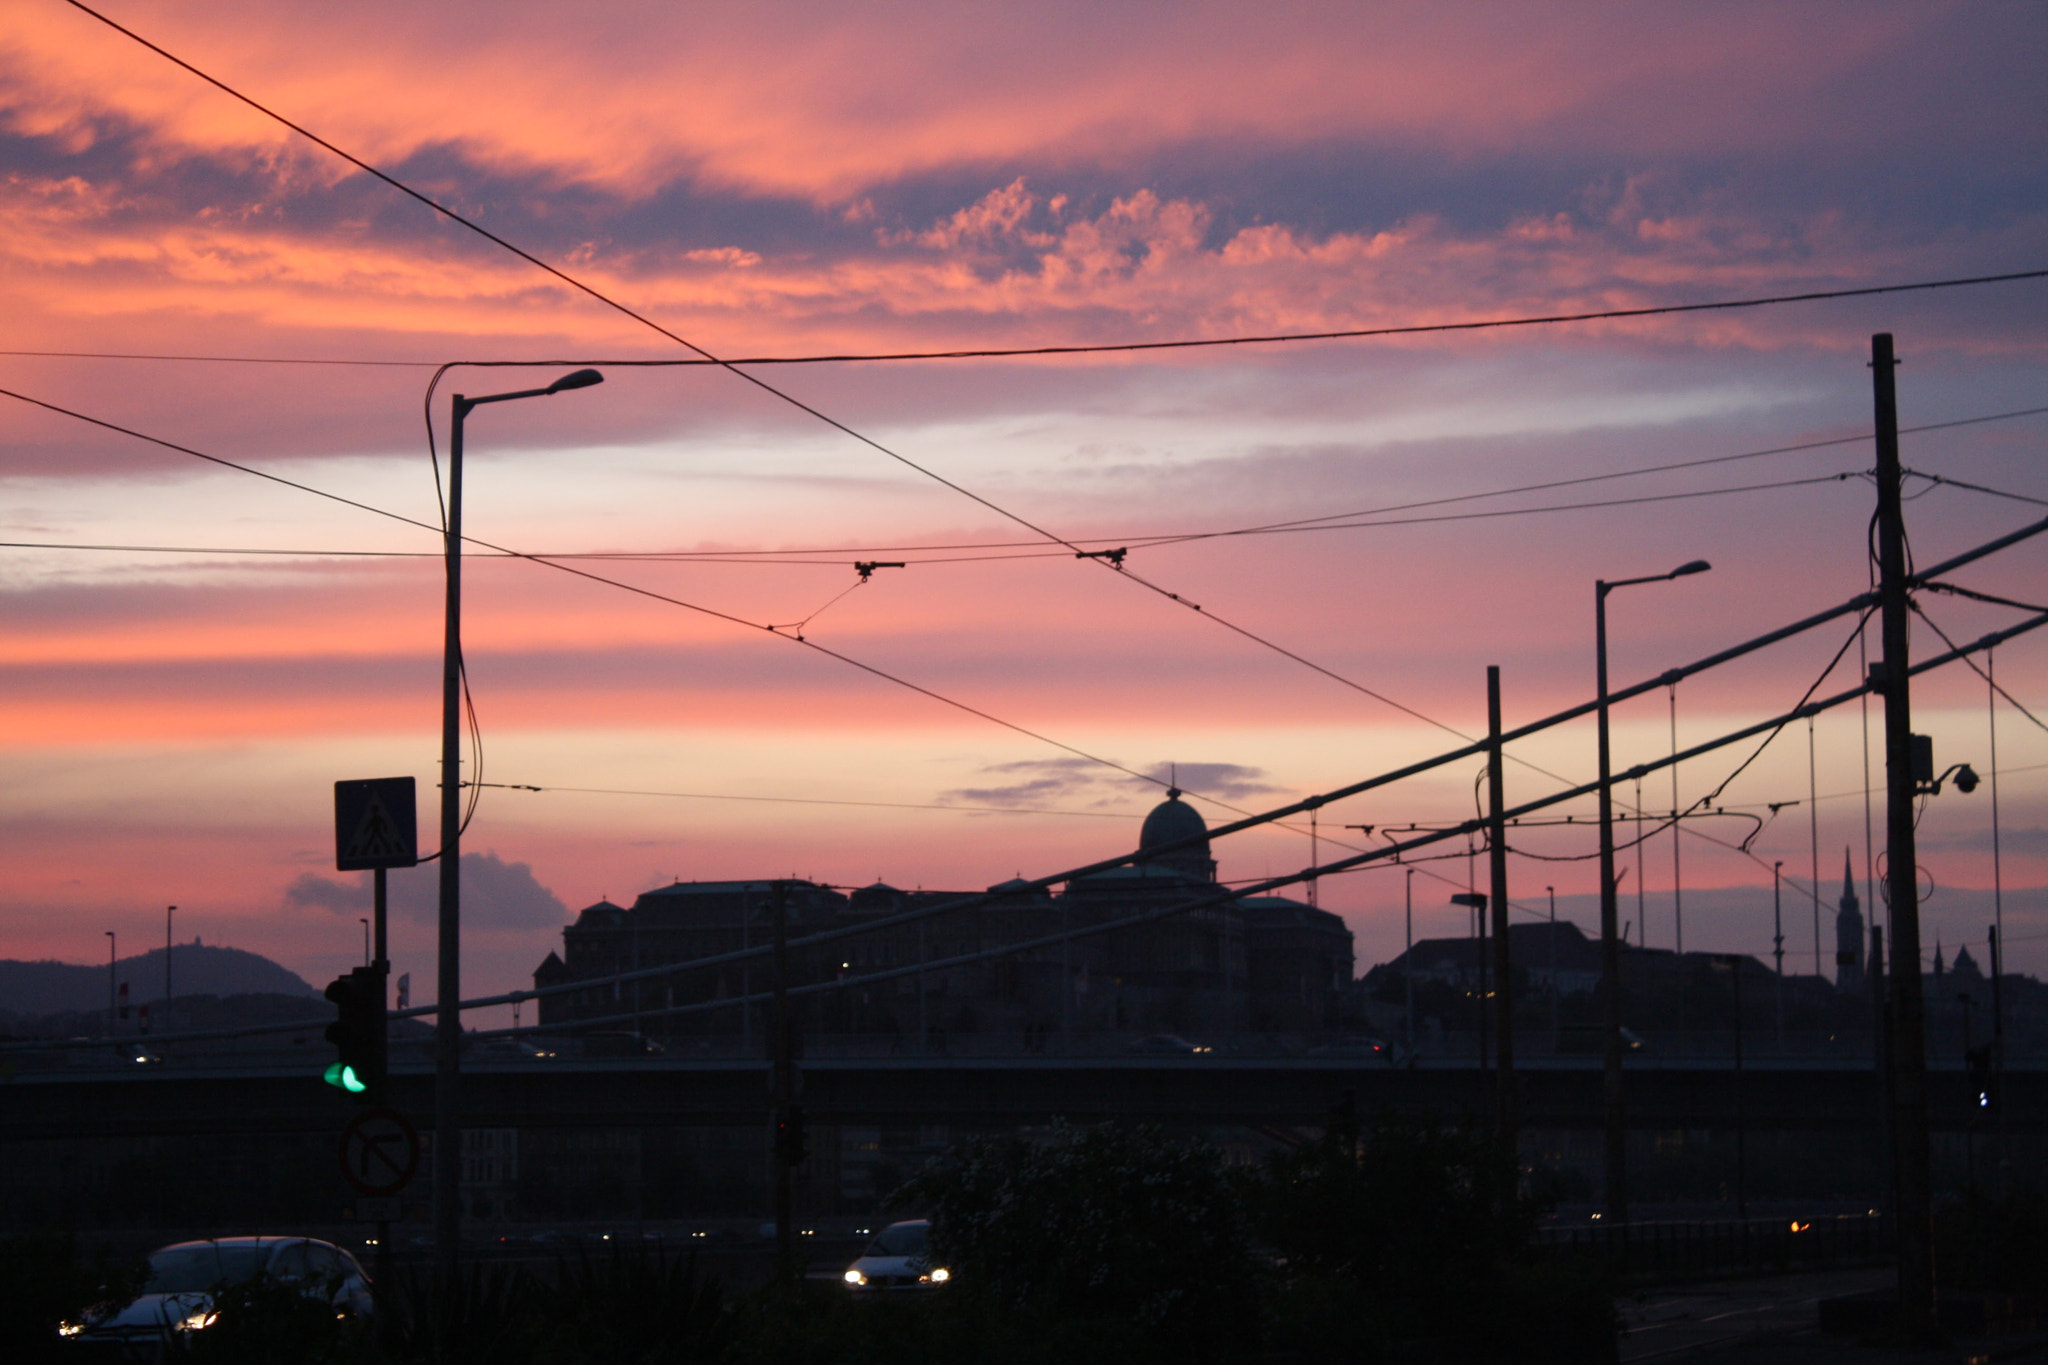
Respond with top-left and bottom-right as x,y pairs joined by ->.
1834,847 -> 1865,993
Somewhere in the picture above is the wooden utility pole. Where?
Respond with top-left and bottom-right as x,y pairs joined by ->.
770,881 -> 797,1281
1872,332 -> 1934,1336
1487,666 -> 1515,1145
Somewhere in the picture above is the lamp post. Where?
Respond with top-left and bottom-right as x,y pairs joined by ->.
1772,861 -> 1785,1052
1547,886 -> 1559,1052
434,368 -> 603,1289
1715,953 -> 1748,1219
1405,867 -> 1415,1049
1597,558 -> 1710,1224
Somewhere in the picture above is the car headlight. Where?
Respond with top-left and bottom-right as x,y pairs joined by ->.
844,1270 -> 866,1286
57,1321 -> 84,1338
924,1267 -> 950,1284
175,1310 -> 219,1332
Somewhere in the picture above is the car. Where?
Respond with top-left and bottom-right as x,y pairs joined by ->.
842,1219 -> 951,1291
470,1036 -> 559,1061
59,1236 -> 372,1354
1127,1034 -> 1212,1055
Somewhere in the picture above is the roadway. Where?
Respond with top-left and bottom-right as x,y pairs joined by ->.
1,1056 -> 2036,1142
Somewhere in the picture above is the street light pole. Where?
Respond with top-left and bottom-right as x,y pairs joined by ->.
433,369 -> 603,1292
1405,867 -> 1415,1050
1597,558 -> 1709,1225
1772,861 -> 1785,1052
1717,953 -> 1748,1220
164,905 -> 175,1032
1547,886 -> 1558,1052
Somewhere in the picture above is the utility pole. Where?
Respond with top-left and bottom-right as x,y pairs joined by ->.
164,905 -> 175,1031
770,880 -> 797,1281
1596,591 -> 1627,1224
1989,924 -> 2005,1192
1871,923 -> 1893,1218
1872,332 -> 1935,1337
1487,666 -> 1515,1145
435,393 -> 468,1297
106,932 -> 116,1037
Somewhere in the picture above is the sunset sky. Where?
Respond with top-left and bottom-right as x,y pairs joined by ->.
3,0 -> 2045,1018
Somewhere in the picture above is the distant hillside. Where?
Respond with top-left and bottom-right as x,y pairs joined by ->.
0,943 -> 316,1016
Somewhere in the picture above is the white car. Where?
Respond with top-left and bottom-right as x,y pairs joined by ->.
842,1219 -> 951,1291
60,1236 -> 372,1352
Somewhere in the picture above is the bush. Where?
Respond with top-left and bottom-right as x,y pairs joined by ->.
894,1122 -> 1260,1364
0,1232 -> 143,1365
1936,1186 -> 2048,1297
1253,1114 -> 1614,1363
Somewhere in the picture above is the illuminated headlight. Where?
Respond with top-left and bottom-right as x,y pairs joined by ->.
57,1321 -> 84,1338
175,1310 -> 219,1332
844,1270 -> 866,1286
924,1267 -> 950,1284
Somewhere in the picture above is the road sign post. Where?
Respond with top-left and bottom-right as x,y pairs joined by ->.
334,778 -> 416,1313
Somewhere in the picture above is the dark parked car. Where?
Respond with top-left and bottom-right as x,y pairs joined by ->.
60,1236 -> 372,1355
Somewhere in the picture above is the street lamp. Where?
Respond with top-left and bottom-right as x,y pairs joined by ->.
1547,886 -> 1559,1052
434,368 -> 604,1286
1597,557 -> 1710,1224
1772,861 -> 1786,1052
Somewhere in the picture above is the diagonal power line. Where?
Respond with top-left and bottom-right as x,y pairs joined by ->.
68,0 -> 2048,795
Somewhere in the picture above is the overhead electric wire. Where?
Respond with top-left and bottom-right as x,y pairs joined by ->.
47,3 -> 2048,942
1904,470 -> 2048,508
1,403 -> 1989,568
0,348 -> 432,366
0,472 -> 1862,565
8,585 -> 2042,1050
11,270 -> 2048,371
1909,602 -> 2048,739
0,381 -> 1290,837
0,385 -> 448,538
466,780 -> 1143,821
440,605 -> 2048,1025
66,0 -> 2048,803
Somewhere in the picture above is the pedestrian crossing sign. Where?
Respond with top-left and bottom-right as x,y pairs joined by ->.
335,777 -> 418,871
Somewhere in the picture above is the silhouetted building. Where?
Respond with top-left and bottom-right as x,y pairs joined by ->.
532,789 -> 1353,1043
1834,848 -> 1865,994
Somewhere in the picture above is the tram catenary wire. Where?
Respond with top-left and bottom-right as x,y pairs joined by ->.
8,589 -> 2039,1054
450,603 -> 2048,1035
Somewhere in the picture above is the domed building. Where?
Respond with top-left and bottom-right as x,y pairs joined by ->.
1138,787 -> 1216,881
534,788 -> 1354,1043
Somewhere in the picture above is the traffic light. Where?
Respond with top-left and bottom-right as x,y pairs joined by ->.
774,1104 -> 809,1166
323,966 -> 385,1100
1966,1044 -> 1997,1114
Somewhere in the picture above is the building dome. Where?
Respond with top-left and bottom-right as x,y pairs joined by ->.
1139,789 -> 1215,881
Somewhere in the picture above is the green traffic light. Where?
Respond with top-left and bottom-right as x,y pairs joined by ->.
323,1062 -> 367,1094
